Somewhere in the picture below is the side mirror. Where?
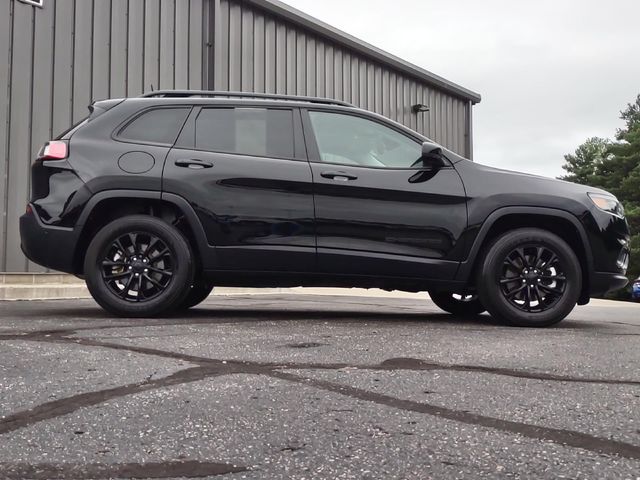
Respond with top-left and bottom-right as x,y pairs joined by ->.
420,141 -> 446,167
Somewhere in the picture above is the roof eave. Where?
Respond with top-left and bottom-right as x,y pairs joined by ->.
245,0 -> 481,104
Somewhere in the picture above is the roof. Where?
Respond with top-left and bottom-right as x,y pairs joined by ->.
246,0 -> 482,104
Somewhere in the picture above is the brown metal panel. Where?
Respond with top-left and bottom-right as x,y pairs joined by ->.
144,0 -> 161,92
189,0 -> 203,89
73,0 -> 93,122
253,10 -> 265,93
128,0 -> 145,96
241,5 -> 254,91
174,0 -> 190,89
111,0 -> 128,98
92,0 -> 111,100
0,0 -> 12,270
159,0 -> 176,89
5,2 -> 34,271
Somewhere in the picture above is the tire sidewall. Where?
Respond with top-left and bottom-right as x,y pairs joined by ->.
429,291 -> 486,316
84,215 -> 194,317
477,229 -> 581,327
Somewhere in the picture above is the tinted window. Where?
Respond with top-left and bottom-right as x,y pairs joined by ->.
195,108 -> 294,158
119,107 -> 190,145
309,111 -> 422,168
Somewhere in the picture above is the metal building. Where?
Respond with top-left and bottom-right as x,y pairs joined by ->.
0,0 -> 481,272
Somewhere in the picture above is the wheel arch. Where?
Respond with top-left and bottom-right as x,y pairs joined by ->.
73,190 -> 211,274
457,207 -> 594,305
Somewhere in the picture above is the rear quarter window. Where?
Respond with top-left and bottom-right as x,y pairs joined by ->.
117,107 -> 191,145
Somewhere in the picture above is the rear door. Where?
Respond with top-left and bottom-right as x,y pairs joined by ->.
163,105 -> 316,272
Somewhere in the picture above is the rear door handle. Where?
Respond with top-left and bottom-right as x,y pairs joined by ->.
320,170 -> 358,181
175,158 -> 213,169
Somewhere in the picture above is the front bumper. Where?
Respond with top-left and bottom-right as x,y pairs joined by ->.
19,207 -> 80,274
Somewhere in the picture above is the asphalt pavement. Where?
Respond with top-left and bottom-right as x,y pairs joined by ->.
0,293 -> 639,479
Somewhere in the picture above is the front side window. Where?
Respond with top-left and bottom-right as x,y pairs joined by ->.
118,107 -> 190,145
195,108 -> 294,158
309,111 -> 422,168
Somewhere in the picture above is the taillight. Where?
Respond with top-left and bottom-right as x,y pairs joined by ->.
39,141 -> 68,160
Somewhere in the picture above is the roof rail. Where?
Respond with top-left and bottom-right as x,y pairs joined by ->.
139,90 -> 354,107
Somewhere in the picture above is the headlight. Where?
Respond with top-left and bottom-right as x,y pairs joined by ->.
588,193 -> 625,218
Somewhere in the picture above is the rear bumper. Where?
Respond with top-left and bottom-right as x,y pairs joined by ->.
19,208 -> 80,274
590,272 -> 629,296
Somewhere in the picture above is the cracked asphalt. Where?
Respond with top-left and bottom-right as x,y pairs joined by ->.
0,293 -> 639,479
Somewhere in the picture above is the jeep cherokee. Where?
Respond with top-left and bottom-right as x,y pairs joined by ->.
19,90 -> 631,326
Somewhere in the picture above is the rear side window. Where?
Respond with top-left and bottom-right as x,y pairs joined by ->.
195,108 -> 294,158
118,107 -> 190,145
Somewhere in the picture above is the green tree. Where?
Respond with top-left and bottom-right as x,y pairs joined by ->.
560,94 -> 640,299
559,137 -> 611,185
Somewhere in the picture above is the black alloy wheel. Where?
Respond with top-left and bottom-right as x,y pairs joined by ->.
84,215 -> 194,317
477,228 -> 581,327
499,245 -> 566,313
101,233 -> 174,302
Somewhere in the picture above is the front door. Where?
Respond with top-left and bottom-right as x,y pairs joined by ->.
163,106 -> 315,272
303,109 -> 467,280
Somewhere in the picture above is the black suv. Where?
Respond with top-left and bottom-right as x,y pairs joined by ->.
20,90 -> 631,326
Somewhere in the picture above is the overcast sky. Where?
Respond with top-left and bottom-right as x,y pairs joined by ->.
281,0 -> 640,178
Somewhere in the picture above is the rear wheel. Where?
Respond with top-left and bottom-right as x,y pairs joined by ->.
429,291 -> 486,316
476,228 -> 581,327
179,280 -> 214,310
84,215 -> 194,317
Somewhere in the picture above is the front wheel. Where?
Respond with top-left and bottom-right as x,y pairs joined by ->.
84,215 -> 195,317
429,291 -> 486,316
476,228 -> 581,327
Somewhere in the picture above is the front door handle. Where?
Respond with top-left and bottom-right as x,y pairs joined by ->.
175,158 -> 214,169
320,170 -> 358,181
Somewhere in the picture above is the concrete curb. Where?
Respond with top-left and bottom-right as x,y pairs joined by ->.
2,274 -> 637,307
0,274 -> 429,301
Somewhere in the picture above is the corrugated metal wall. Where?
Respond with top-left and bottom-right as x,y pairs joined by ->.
214,0 -> 472,157
1,0 -> 475,273
0,0 -> 207,272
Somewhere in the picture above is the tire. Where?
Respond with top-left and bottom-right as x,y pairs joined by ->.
476,228 -> 581,327
429,291 -> 486,316
84,215 -> 195,317
178,280 -> 214,310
